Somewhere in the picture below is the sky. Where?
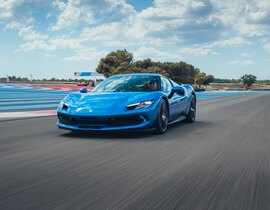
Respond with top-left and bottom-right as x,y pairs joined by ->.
0,0 -> 270,80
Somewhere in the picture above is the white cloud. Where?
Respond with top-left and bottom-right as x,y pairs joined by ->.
18,38 -> 81,52
50,0 -> 135,31
17,40 -> 48,52
241,52 -> 251,58
248,10 -> 267,22
5,21 -> 21,29
63,48 -> 107,61
134,47 -> 182,61
210,36 -> 251,48
191,1 -> 206,10
137,0 -> 223,44
143,0 -> 270,45
46,13 -> 52,19
243,60 -> 255,65
0,0 -> 23,19
227,59 -> 254,65
2,0 -> 270,67
138,6 -> 179,21
0,0 -> 49,21
212,0 -> 270,38
178,47 -> 218,56
52,0 -> 66,10
50,0 -> 94,31
6,21 -> 48,41
80,24 -> 123,42
18,26 -> 48,41
263,42 -> 270,53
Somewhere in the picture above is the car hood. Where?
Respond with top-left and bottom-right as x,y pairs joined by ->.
61,92 -> 161,115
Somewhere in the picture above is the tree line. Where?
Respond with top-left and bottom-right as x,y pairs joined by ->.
213,75 -> 259,87
96,49 -> 214,87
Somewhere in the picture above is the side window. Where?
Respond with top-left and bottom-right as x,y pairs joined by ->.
161,77 -> 172,93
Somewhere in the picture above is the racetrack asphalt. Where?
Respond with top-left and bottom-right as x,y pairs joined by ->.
0,92 -> 270,209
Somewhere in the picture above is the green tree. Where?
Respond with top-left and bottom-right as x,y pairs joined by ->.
97,51 -> 168,77
134,58 -> 155,69
241,74 -> 257,88
112,62 -> 140,75
162,62 -> 200,84
96,49 -> 210,84
144,66 -> 168,76
111,62 -> 168,76
203,75 -> 215,87
195,72 -> 206,88
96,49 -> 133,77
195,73 -> 214,88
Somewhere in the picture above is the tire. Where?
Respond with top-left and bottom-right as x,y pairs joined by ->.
154,99 -> 169,134
186,94 -> 196,123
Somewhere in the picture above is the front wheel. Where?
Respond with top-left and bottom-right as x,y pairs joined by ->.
154,99 -> 169,134
186,95 -> 196,123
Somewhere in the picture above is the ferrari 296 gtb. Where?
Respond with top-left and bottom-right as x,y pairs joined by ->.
57,74 -> 196,134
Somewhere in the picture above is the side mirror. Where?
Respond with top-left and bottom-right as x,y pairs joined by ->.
169,86 -> 184,98
80,88 -> 88,93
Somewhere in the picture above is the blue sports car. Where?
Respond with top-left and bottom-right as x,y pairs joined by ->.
57,73 -> 196,134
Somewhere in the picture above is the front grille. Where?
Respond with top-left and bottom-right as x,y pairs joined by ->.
58,114 -> 144,128
58,114 -> 74,125
76,116 -> 104,125
107,116 -> 144,126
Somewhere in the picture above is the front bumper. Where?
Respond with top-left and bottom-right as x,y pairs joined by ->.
57,107 -> 158,131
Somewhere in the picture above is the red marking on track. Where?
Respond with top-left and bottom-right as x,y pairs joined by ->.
30,110 -> 57,115
28,84 -> 93,91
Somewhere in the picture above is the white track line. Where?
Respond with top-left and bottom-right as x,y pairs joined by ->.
0,110 -> 56,120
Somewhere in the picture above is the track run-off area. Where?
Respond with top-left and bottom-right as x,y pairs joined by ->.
1,84 -> 270,209
0,83 -> 257,117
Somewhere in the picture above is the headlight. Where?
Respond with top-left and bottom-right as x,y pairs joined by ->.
126,100 -> 154,110
58,101 -> 69,110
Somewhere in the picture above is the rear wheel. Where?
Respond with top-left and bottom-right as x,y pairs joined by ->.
186,94 -> 196,123
155,99 -> 168,134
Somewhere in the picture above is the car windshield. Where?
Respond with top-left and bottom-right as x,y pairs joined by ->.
93,75 -> 160,92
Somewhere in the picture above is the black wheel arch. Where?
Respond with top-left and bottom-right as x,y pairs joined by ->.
192,91 -> 196,102
161,96 -> 170,115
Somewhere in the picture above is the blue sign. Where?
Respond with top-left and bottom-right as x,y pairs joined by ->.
74,72 -> 103,77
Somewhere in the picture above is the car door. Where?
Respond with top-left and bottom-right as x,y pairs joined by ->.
173,85 -> 188,115
161,77 -> 186,120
